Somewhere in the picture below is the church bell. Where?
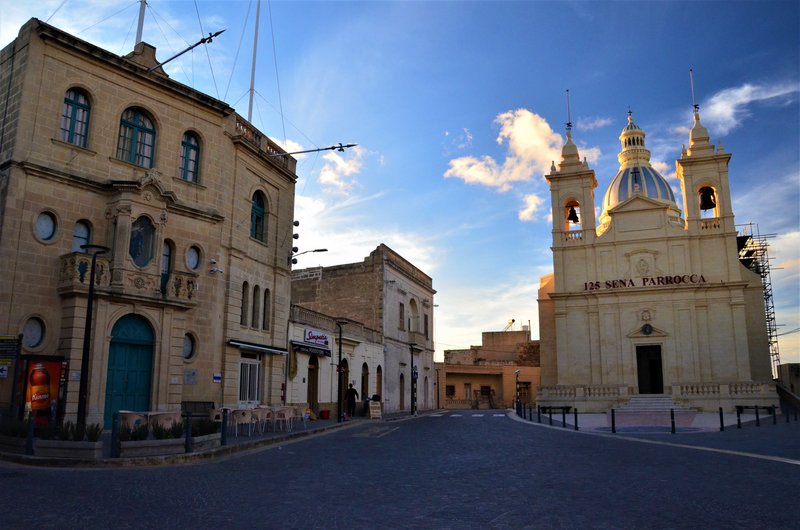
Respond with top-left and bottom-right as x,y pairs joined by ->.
699,187 -> 716,210
567,206 -> 580,223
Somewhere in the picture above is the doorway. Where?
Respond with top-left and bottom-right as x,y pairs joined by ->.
104,314 -> 154,428
307,355 -> 319,409
636,345 -> 663,394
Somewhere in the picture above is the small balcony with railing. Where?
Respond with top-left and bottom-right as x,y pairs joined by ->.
233,116 -> 297,173
58,252 -> 198,309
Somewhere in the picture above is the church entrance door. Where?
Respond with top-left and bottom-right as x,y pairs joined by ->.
636,345 -> 663,394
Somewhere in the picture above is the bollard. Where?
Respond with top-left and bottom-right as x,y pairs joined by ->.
719,407 -> 724,432
221,408 -> 228,446
548,408 -> 553,426
528,405 -> 532,421
771,405 -> 776,425
670,409 -> 675,434
184,412 -> 193,453
111,412 -> 120,458
736,406 -> 742,429
25,412 -> 35,455
611,408 -> 616,434
561,408 -> 566,428
574,408 -> 579,431
755,405 -> 760,427
537,406 -> 541,424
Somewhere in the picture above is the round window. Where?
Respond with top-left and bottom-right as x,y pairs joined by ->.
35,212 -> 57,241
22,317 -> 45,348
182,333 -> 196,360
186,246 -> 200,270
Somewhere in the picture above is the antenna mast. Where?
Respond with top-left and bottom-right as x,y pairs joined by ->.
248,0 -> 262,122
689,67 -> 699,113
565,89 -> 573,131
135,0 -> 146,44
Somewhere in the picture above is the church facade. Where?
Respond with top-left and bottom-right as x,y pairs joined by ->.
537,110 -> 777,412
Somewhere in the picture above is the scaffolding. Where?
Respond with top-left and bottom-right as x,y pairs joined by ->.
737,223 -> 780,379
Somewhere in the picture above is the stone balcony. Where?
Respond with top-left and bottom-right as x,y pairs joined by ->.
58,252 -> 198,309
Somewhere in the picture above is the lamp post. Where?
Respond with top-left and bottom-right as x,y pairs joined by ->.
288,248 -> 328,265
409,343 -> 417,416
336,320 -> 346,423
77,244 -> 110,427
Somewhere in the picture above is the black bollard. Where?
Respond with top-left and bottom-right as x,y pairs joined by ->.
561,408 -> 566,428
611,408 -> 616,434
786,405 -> 791,424
111,412 -> 120,458
548,408 -> 553,426
537,406 -> 541,424
184,412 -> 193,453
771,405 -> 776,425
755,406 -> 760,427
574,408 -> 579,431
221,409 -> 228,446
670,409 -> 675,434
719,407 -> 724,432
736,406 -> 742,429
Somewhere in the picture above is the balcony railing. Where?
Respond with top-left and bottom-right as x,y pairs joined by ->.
234,117 -> 295,172
58,252 -> 198,308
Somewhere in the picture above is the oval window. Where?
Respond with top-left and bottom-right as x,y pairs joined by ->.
22,317 -> 45,348
35,212 -> 57,241
182,333 -> 196,360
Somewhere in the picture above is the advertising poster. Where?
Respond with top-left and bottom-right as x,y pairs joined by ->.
22,357 -> 67,427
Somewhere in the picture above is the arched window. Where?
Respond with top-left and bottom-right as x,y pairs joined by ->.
565,200 -> 581,233
60,88 -> 90,147
129,216 -> 155,267
251,285 -> 260,328
408,299 -> 419,333
699,186 -> 718,219
250,191 -> 266,241
376,365 -> 383,399
240,282 -> 249,326
262,289 -> 271,331
179,132 -> 200,182
71,220 -> 91,252
117,108 -> 156,167
361,362 -> 369,400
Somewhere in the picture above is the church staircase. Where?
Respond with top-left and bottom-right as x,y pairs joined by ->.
611,395 -> 696,427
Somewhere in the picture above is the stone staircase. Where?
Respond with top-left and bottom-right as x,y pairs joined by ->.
615,394 -> 695,413
612,395 -> 696,427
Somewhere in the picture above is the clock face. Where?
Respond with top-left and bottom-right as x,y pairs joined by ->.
22,318 -> 44,348
35,212 -> 56,241
186,246 -> 200,270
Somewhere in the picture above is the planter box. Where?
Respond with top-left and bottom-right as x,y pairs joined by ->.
0,434 -> 29,455
35,439 -> 103,459
190,432 -> 221,452
120,437 -> 184,457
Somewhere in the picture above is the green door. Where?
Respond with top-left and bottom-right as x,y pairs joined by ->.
104,315 -> 154,428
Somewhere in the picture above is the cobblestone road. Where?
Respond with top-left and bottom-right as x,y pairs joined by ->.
2,411 -> 797,529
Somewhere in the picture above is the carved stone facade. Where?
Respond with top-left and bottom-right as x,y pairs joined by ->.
0,19 -> 297,426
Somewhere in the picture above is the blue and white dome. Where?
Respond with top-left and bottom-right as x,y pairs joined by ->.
601,113 -> 677,215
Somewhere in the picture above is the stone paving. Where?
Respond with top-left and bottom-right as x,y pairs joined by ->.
0,409 -> 797,528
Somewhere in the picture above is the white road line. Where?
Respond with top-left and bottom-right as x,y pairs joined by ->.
472,414 -> 485,417
450,414 -> 463,417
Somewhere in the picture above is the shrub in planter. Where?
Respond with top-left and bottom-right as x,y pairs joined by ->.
85,423 -> 102,442
191,418 -> 220,437
119,423 -> 149,441
152,421 -> 185,440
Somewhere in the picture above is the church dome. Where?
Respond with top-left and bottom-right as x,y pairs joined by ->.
601,113 -> 677,214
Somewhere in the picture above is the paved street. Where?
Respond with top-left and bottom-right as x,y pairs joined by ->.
1,411 -> 798,529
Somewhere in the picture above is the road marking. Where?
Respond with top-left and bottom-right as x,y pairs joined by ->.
450,414 -> 463,417
431,413 -> 445,417
472,414 -> 484,417
492,414 -> 506,417
352,426 -> 399,438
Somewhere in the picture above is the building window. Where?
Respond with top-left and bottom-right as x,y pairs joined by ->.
186,245 -> 200,270
424,314 -> 429,339
117,108 -> 155,167
34,211 -> 57,242
22,317 -> 45,349
446,385 -> 455,397
399,302 -> 405,330
250,191 -> 266,242
129,216 -> 155,267
252,285 -> 260,328
60,89 -> 90,147
179,132 -> 200,182
239,357 -> 262,403
240,282 -> 249,326
182,333 -> 196,360
71,220 -> 91,252
262,289 -> 271,331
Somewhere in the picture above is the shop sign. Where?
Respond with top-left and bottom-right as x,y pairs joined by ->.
304,329 -> 330,347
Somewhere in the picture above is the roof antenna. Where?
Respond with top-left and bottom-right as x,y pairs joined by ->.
689,67 -> 699,114
565,89 -> 573,131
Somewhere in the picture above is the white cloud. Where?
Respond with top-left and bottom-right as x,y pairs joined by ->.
444,109 -> 563,192
703,82 -> 799,135
770,230 -> 800,363
651,160 -> 677,181
576,116 -> 612,131
518,194 -> 545,222
317,145 -> 366,194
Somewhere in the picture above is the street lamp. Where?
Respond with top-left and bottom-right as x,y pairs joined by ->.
77,244 -> 110,427
336,320 -> 346,423
289,248 -> 328,265
409,343 -> 417,416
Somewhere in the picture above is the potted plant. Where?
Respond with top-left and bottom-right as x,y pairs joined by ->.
120,421 -> 184,457
188,418 -> 222,452
35,421 -> 104,459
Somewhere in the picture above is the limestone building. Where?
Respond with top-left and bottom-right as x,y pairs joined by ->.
437,328 -> 540,409
286,304 -> 383,417
291,244 -> 436,414
0,19 -> 297,427
537,109 -> 777,412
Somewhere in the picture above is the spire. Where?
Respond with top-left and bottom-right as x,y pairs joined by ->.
617,111 -> 650,167
687,67 -> 714,156
556,89 -> 585,173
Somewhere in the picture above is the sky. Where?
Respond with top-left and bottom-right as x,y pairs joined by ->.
1,0 -> 798,364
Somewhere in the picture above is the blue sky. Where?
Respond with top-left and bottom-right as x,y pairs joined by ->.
2,1 -> 798,363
